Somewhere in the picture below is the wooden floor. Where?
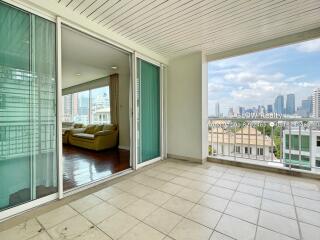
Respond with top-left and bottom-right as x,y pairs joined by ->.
63,144 -> 130,190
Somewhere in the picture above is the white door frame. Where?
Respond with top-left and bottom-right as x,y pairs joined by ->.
0,0 -> 165,221
134,53 -> 164,169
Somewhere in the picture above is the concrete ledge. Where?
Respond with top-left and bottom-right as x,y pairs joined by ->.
208,157 -> 320,180
167,154 -> 204,164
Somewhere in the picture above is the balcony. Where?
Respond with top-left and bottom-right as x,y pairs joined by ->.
1,159 -> 320,240
208,117 -> 320,175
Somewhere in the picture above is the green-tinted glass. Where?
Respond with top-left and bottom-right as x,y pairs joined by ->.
301,135 -> 309,152
0,2 -> 57,210
137,59 -> 160,163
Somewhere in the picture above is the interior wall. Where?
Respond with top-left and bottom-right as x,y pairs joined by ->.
118,70 -> 130,149
167,51 -> 208,162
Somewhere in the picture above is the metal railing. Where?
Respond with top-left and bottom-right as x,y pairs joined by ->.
208,117 -> 320,173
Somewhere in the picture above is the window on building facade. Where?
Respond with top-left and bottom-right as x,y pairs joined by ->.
257,148 -> 264,156
317,136 -> 320,147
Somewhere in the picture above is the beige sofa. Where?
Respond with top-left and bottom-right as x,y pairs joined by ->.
68,124 -> 118,151
62,122 -> 85,144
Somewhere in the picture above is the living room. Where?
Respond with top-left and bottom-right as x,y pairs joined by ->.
60,25 -> 131,191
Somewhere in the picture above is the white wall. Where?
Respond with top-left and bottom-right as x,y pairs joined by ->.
167,52 -> 208,162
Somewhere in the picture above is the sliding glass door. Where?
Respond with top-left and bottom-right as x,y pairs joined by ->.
0,2 -> 57,211
136,58 -> 161,166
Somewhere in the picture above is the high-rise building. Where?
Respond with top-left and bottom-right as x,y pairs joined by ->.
286,94 -> 295,115
215,102 -> 220,117
239,106 -> 245,115
302,97 -> 312,116
274,95 -> 284,114
312,88 -> 320,118
267,104 -> 273,113
228,107 -> 234,117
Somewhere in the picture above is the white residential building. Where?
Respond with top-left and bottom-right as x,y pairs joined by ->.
312,88 -> 320,118
209,126 -> 276,161
283,129 -> 320,173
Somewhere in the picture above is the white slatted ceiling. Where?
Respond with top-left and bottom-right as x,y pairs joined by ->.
56,0 -> 320,58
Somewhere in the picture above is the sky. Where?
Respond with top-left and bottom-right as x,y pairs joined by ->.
208,38 -> 320,116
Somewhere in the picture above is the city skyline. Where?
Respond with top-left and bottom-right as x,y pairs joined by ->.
208,38 -> 320,116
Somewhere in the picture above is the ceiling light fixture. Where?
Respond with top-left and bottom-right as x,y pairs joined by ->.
111,66 -> 118,70
75,73 -> 81,76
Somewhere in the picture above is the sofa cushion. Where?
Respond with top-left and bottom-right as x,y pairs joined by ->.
73,133 -> 95,140
94,125 -> 104,133
62,122 -> 74,128
74,123 -> 84,128
102,124 -> 117,131
84,125 -> 96,134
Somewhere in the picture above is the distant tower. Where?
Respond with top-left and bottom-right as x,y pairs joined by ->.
228,107 -> 234,117
215,102 -> 220,117
239,106 -> 245,115
274,95 -> 284,114
286,94 -> 295,115
267,105 -> 273,113
312,88 -> 320,118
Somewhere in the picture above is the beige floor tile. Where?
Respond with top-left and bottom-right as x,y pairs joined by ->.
143,208 -> 182,234
156,172 -> 176,181
263,189 -> 294,205
82,202 -> 119,224
158,182 -> 184,195
261,199 -> 296,219
98,211 -> 139,239
292,187 -> 320,201
210,231 -> 233,240
208,186 -> 234,199
114,180 -> 139,192
296,207 -> 320,227
69,194 -> 103,213
264,182 -> 291,194
37,205 -> 78,229
47,215 -> 93,240
294,196 -> 320,212
199,194 -> 229,212
143,169 -> 161,177
143,189 -> 172,206
107,193 -> 138,209
255,227 -> 295,240
169,218 -> 212,240
67,228 -> 112,240
125,184 -> 153,198
176,187 -> 204,203
216,214 -> 256,240
225,201 -> 259,224
188,180 -> 212,192
237,184 -> 263,197
221,173 -> 242,183
171,177 -> 192,186
300,222 -> 320,240
186,204 -> 221,229
0,219 -> 42,240
28,231 -> 52,240
291,180 -> 319,191
232,191 -> 261,208
162,196 -> 195,216
119,222 -> 165,240
258,210 -> 299,239
214,179 -> 239,190
123,199 -> 158,220
240,177 -> 264,188
94,186 -> 124,201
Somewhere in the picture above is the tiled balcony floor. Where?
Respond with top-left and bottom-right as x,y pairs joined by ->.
1,159 -> 320,240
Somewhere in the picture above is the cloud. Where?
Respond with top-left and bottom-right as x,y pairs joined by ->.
296,39 -> 320,53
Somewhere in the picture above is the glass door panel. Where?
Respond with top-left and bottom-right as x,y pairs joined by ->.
0,2 -> 57,211
137,59 -> 160,164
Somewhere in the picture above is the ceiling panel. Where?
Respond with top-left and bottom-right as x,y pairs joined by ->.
56,0 -> 320,58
